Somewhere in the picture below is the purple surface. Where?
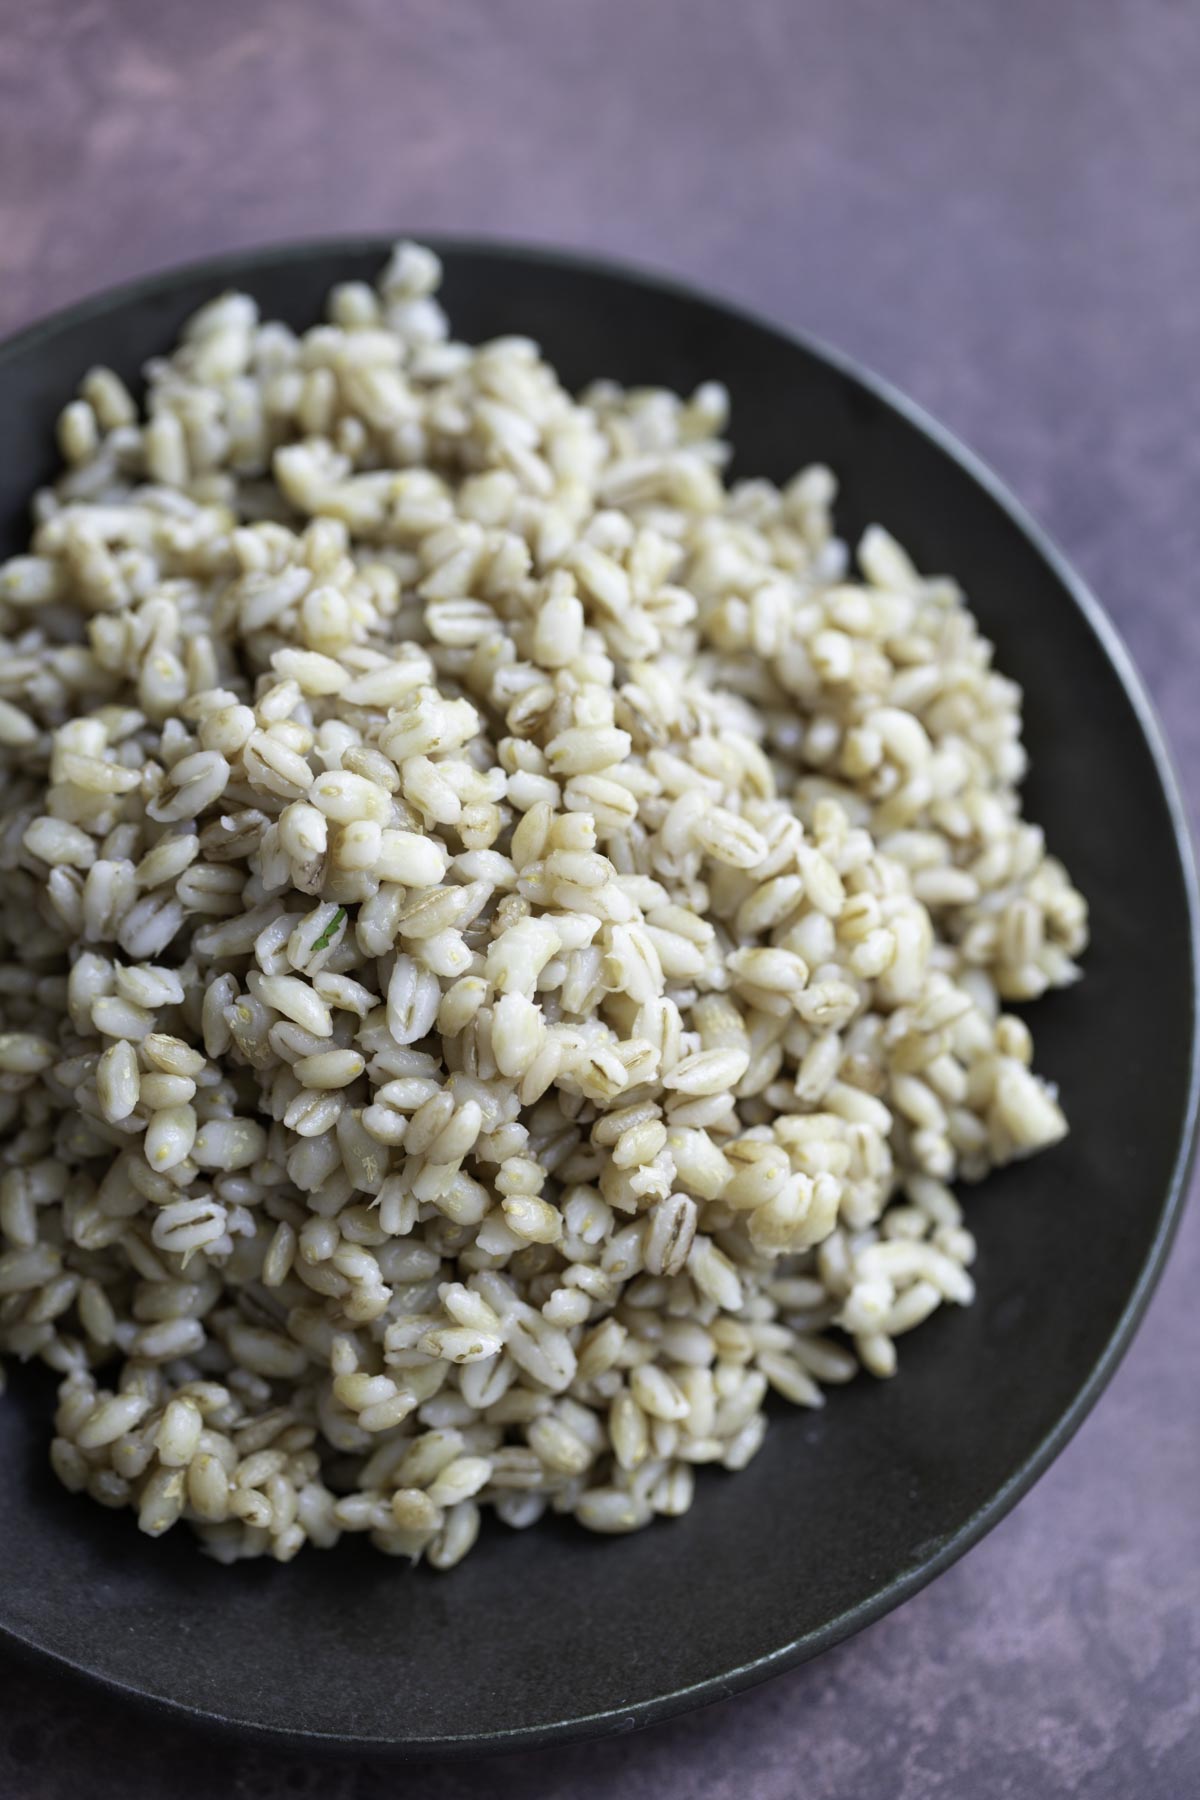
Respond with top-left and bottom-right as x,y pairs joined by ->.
1,0 -> 1198,1793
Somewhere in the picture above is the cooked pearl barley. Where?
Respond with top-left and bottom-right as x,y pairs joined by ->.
76,1391 -> 153,1449
96,1039 -> 140,1122
192,1118 -> 267,1171
292,1050 -> 365,1090
257,975 -> 333,1037
144,1104 -> 197,1170
0,243 -> 1084,1571
663,1047 -> 750,1096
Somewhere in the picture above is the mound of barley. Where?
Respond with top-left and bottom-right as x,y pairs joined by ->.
0,246 -> 1087,1565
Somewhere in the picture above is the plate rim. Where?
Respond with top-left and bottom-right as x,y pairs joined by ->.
0,232 -> 1197,1757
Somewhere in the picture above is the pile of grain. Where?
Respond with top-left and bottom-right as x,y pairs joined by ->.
0,245 -> 1086,1564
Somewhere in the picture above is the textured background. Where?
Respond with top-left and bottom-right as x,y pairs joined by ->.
1,0 -> 1198,1794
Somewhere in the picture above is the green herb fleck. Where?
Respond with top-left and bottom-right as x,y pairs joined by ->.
312,906 -> 346,954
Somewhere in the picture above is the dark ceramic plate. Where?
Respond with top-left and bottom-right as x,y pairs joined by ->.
0,239 -> 1196,1756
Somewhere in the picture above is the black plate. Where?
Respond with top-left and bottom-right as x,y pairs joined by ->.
0,239 -> 1196,1756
